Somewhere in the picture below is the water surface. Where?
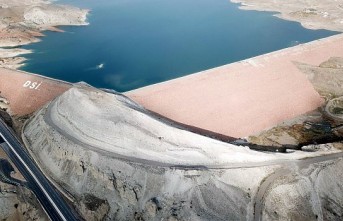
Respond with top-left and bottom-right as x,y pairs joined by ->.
20,0 -> 336,92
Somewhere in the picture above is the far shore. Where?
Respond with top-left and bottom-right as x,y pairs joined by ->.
231,0 -> 343,32
0,0 -> 89,69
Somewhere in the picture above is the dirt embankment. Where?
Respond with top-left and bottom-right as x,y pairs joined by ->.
231,0 -> 343,32
0,0 -> 89,69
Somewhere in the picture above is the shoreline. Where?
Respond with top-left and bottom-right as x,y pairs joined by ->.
1,0 -> 342,71
0,0 -> 89,69
231,0 -> 343,32
1,0 -> 342,72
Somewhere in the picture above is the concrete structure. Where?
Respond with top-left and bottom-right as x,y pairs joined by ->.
126,34 -> 343,138
1,34 -> 343,140
0,68 -> 71,116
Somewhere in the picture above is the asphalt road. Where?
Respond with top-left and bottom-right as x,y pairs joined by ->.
0,119 -> 80,221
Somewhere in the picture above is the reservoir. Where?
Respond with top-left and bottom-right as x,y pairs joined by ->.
20,0 -> 336,92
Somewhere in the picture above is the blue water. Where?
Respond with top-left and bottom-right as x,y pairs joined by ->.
20,0 -> 337,92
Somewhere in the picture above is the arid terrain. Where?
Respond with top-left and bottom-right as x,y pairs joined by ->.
17,80 -> 342,220
0,0 -> 88,69
0,1 -> 87,220
247,56 -> 343,148
0,0 -> 342,221
231,0 -> 343,32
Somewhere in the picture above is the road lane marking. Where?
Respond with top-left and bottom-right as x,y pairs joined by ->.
0,130 -> 67,221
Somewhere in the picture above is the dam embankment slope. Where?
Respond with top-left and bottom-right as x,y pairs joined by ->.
126,33 -> 343,139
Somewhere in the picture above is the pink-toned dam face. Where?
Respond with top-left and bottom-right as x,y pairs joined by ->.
126,34 -> 343,138
0,68 -> 71,116
1,34 -> 343,139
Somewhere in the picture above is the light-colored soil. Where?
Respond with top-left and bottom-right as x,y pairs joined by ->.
231,0 -> 343,32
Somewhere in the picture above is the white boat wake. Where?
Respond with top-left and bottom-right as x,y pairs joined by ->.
85,63 -> 105,71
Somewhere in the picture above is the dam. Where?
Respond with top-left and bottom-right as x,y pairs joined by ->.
126,33 -> 343,139
1,34 -> 343,140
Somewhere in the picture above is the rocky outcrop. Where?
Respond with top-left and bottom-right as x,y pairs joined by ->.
263,158 -> 343,221
325,97 -> 343,124
248,57 -> 343,147
23,4 -> 88,28
0,186 -> 49,221
297,57 -> 343,100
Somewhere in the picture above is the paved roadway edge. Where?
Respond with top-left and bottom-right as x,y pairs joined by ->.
20,112 -> 76,203
0,124 -> 68,221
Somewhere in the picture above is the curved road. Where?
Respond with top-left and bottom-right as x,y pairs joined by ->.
0,119 -> 80,221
